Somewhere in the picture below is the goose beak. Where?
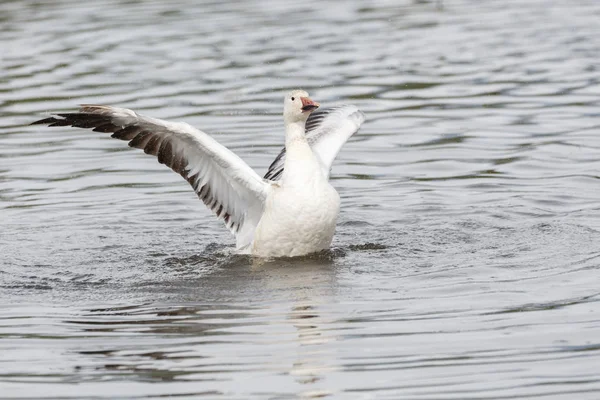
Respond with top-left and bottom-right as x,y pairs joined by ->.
301,97 -> 320,113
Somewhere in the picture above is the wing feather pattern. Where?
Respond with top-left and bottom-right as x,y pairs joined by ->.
32,105 -> 268,249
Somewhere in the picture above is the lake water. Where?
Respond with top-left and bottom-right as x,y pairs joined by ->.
2,0 -> 600,398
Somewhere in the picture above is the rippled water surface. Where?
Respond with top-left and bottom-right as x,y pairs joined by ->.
2,0 -> 600,398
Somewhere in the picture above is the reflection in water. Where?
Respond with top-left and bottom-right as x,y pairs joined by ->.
61,252 -> 342,397
258,258 -> 338,395
260,257 -> 339,398
289,305 -> 333,399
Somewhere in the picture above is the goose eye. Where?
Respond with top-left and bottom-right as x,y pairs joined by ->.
291,97 -> 295,101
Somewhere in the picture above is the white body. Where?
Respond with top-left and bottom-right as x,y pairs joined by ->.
252,124 -> 340,257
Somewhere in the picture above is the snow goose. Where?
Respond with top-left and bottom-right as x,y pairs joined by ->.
31,90 -> 365,257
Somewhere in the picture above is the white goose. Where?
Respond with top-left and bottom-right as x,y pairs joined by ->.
32,90 -> 365,257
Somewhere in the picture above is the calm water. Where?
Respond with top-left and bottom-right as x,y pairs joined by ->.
2,0 -> 600,398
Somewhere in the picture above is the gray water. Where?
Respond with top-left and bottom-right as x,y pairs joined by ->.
2,0 -> 600,398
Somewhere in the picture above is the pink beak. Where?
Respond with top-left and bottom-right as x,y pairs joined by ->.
301,97 -> 320,112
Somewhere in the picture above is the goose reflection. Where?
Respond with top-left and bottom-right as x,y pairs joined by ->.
69,248 -> 344,398
253,255 -> 340,396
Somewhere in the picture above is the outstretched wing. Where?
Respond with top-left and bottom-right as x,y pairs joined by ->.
31,105 -> 268,248
264,105 -> 365,181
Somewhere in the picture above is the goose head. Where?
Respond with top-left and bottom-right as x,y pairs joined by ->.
283,90 -> 319,124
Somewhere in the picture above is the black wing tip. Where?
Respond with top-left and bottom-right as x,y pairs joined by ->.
30,109 -> 118,130
30,117 -> 58,126
30,104 -> 115,125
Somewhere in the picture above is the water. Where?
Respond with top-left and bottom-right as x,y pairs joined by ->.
2,0 -> 600,398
